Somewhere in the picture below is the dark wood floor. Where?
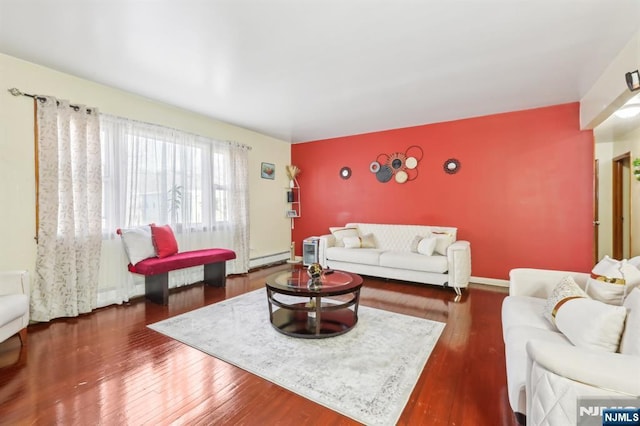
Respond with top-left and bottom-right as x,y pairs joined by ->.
0,264 -> 518,425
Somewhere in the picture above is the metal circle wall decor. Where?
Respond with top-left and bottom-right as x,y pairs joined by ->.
443,158 -> 461,174
376,165 -> 394,183
395,170 -> 408,183
340,166 -> 352,180
387,152 -> 407,170
376,153 -> 390,166
371,146 -> 423,184
405,145 -> 424,162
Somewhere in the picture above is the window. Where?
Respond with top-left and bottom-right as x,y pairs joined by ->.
96,113 -> 249,307
99,114 -> 237,236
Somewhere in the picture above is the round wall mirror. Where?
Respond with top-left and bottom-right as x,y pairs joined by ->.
443,158 -> 460,174
340,167 -> 352,179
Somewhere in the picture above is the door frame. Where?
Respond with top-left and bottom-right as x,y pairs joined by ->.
612,152 -> 631,260
593,159 -> 599,264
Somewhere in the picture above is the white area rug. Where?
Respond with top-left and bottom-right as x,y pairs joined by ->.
148,288 -> 445,425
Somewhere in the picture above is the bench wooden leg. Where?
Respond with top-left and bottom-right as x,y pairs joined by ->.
204,262 -> 226,287
145,273 -> 169,305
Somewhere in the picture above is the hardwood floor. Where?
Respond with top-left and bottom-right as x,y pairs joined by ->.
0,264 -> 518,425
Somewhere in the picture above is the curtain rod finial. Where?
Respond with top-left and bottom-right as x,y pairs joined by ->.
8,88 -> 23,97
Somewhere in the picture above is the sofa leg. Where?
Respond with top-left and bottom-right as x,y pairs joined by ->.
18,327 -> 27,346
454,286 -> 462,296
514,412 -> 526,425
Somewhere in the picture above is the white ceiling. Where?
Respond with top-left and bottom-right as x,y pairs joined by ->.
1,1 -> 639,143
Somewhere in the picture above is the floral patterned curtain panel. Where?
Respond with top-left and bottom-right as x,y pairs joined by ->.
32,97 -> 102,322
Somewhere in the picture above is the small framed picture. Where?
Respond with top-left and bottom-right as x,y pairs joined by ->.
261,162 -> 275,179
286,209 -> 298,218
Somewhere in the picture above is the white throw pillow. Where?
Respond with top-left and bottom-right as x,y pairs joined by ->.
555,298 -> 627,353
410,235 -> 425,253
622,261 -> 640,297
628,256 -> 640,270
119,225 -> 156,265
619,288 -> 640,356
343,234 -> 376,249
586,256 -> 640,305
329,226 -> 359,248
431,232 -> 454,255
343,236 -> 360,248
543,275 -> 588,325
417,237 -> 437,256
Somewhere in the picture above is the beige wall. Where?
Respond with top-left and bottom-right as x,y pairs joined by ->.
584,25 -> 640,260
595,130 -> 640,259
614,127 -> 640,257
0,53 -> 292,273
581,29 -> 640,129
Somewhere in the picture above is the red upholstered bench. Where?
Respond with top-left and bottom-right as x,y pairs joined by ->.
128,248 -> 236,305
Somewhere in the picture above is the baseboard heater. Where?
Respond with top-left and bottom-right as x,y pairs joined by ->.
249,251 -> 289,269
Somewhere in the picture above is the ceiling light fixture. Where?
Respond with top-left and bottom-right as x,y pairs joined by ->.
626,70 -> 640,91
614,104 -> 640,119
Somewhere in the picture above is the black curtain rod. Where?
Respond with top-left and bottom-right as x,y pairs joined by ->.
8,88 -> 94,113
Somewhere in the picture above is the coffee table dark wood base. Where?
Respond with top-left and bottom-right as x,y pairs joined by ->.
270,302 -> 358,339
265,268 -> 363,339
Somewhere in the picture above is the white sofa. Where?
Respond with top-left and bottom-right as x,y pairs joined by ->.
0,270 -> 30,345
502,268 -> 640,425
318,223 -> 471,294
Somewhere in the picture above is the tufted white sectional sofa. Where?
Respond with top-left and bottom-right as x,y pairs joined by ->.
317,223 -> 471,294
502,267 -> 640,425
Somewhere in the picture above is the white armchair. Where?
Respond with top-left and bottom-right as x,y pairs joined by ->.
0,270 -> 30,345
503,268 -> 640,425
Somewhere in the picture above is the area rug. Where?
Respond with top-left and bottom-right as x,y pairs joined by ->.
148,288 -> 445,425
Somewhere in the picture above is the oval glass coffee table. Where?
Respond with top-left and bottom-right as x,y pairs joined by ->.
265,268 -> 363,338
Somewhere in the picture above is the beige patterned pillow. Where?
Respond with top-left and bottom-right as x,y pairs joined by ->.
360,233 -> 376,248
431,231 -> 454,255
543,275 -> 589,325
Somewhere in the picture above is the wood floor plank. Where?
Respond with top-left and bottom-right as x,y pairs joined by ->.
0,264 -> 517,425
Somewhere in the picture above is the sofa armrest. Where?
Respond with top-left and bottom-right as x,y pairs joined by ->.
526,339 -> 640,396
509,268 -> 589,298
318,234 -> 335,268
0,270 -> 29,297
447,240 -> 471,288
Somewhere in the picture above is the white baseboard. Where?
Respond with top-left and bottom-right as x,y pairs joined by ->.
249,251 -> 290,269
470,276 -> 510,288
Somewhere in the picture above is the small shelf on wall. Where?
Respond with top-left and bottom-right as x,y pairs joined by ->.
286,183 -> 300,228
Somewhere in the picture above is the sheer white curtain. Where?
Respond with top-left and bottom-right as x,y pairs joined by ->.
97,114 -> 250,306
32,97 -> 102,321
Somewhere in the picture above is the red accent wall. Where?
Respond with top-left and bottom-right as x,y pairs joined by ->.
291,103 -> 594,280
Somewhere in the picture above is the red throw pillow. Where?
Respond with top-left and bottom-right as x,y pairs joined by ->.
151,224 -> 179,258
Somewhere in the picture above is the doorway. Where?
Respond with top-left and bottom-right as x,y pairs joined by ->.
593,159 -> 599,264
612,152 -> 631,260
